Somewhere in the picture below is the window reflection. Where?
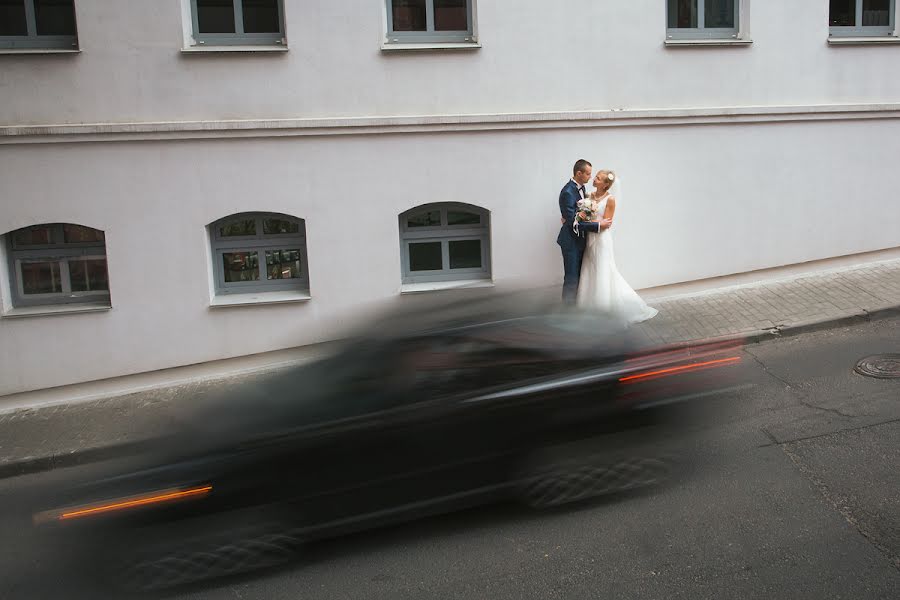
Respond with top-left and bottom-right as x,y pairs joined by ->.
69,259 -> 109,292
266,249 -> 302,280
223,251 -> 260,282
21,261 -> 62,295
392,0 -> 427,31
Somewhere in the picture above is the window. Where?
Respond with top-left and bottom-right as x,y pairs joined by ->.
190,0 -> 285,46
5,224 -> 109,307
399,203 -> 490,284
385,0 -> 475,45
666,0 -> 740,40
829,0 -> 895,36
210,213 -> 308,295
0,0 -> 77,50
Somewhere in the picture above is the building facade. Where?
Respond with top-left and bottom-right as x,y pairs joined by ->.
2,0 -> 900,396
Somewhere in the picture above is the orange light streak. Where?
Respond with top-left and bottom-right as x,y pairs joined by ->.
57,485 -> 212,521
619,356 -> 741,384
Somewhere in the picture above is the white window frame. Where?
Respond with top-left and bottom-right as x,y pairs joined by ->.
188,0 -> 286,47
384,0 -> 477,46
666,0 -> 741,40
5,224 -> 109,308
399,203 -> 491,285
0,0 -> 78,50
829,0 -> 896,37
210,212 -> 309,295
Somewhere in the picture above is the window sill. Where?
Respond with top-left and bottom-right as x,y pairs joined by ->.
0,48 -> 80,55
664,38 -> 752,47
381,41 -> 481,52
209,290 -> 311,308
400,279 -> 494,295
181,45 -> 289,54
828,36 -> 900,45
1,302 -> 110,319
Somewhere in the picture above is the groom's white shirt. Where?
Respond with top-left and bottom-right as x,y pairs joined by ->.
570,178 -> 586,199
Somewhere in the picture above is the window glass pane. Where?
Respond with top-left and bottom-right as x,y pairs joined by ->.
448,240 -> 482,269
69,258 -> 109,292
434,0 -> 468,31
705,0 -> 734,28
409,242 -> 443,271
219,219 -> 256,237
265,249 -> 302,280
12,225 -> 53,246
63,224 -> 105,244
830,0 -> 856,26
447,211 -> 480,226
391,0 -> 426,31
21,261 -> 62,294
863,0 -> 890,25
668,0 -> 698,28
242,0 -> 280,33
0,0 -> 28,36
34,0 -> 76,36
223,251 -> 259,282
262,218 -> 299,235
197,0 -> 236,33
407,210 -> 441,227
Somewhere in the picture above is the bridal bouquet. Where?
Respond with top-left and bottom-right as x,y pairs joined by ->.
573,198 -> 596,232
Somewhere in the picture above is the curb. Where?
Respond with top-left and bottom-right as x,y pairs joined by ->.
739,304 -> 900,345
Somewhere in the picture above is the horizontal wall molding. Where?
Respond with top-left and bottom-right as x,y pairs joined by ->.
3,103 -> 900,144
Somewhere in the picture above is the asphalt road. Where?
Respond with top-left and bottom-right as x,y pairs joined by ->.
1,316 -> 898,599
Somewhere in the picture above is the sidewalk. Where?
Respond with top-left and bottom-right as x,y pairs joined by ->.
1,255 -> 899,476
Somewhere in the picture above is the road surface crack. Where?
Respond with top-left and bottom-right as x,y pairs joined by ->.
744,348 -> 857,418
781,443 -> 900,571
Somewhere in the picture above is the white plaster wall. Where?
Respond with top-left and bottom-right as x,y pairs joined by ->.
1,0 -> 900,126
1,118 -> 900,395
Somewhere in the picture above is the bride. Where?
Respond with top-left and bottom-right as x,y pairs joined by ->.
576,170 -> 658,324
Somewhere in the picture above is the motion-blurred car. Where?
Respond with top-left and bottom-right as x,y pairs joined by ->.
32,293 -> 744,590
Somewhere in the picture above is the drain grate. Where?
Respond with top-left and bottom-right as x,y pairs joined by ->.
854,354 -> 900,379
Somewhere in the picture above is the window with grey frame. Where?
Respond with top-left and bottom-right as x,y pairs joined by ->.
0,0 -> 78,50
829,0 -> 895,36
666,0 -> 739,40
5,224 -> 110,308
386,0 -> 474,44
210,213 -> 309,295
399,204 -> 491,285
190,0 -> 285,46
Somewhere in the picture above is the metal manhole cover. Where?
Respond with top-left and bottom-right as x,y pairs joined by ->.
854,354 -> 900,379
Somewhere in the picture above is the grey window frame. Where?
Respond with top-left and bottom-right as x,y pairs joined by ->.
399,203 -> 491,284
830,0 -> 896,37
666,0 -> 740,40
190,0 -> 286,46
210,212 -> 309,295
0,0 -> 78,50
5,223 -> 109,308
385,0 -> 475,44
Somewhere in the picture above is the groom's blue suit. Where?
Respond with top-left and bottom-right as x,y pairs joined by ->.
557,180 -> 600,304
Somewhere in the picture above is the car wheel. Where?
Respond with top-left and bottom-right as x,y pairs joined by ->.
516,449 -> 675,509
106,509 -> 303,591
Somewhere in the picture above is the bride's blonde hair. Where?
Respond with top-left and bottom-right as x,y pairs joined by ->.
595,170 -> 616,193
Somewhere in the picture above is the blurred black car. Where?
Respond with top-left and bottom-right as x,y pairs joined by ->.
32,294 -> 744,590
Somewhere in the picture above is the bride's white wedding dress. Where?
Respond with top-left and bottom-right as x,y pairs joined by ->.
576,194 -> 658,324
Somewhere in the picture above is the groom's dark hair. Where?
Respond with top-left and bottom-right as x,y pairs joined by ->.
573,159 -> 592,176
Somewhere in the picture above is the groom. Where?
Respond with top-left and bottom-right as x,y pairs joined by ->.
557,159 -> 612,304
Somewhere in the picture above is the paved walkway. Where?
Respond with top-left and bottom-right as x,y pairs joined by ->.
636,257 -> 900,345
1,256 -> 898,473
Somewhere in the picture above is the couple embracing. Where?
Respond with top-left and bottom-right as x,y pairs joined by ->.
557,159 -> 657,324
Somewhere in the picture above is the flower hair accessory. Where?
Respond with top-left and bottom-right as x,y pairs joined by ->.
607,172 -> 615,182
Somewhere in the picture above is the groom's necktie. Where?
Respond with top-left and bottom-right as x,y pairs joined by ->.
578,185 -> 586,198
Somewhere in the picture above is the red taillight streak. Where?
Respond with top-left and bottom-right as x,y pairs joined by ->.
619,356 -> 741,384
58,485 -> 213,521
